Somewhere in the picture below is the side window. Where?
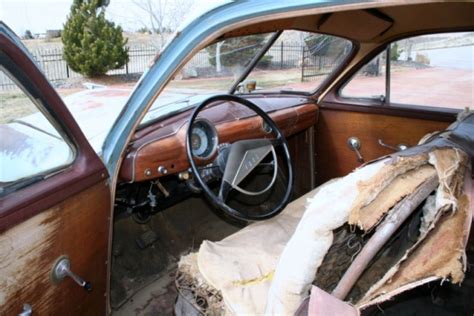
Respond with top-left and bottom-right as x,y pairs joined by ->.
341,32 -> 473,110
0,67 -> 74,195
341,50 -> 387,101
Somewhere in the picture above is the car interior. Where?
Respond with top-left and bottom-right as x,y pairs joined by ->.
1,2 -> 473,316
108,2 -> 474,315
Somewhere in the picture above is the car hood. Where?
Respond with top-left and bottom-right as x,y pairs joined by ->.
1,87 -> 216,182
14,87 -> 216,153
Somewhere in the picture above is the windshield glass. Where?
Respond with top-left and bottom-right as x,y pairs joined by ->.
141,31 -> 352,125
141,32 -> 275,123
245,31 -> 352,92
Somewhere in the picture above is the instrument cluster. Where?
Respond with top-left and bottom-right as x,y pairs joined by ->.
190,119 -> 218,159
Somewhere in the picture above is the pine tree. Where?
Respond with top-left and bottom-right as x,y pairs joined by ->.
62,0 -> 129,77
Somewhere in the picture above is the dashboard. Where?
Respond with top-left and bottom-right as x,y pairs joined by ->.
119,95 -> 318,182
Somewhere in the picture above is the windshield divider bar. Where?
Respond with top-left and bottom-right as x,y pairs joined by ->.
228,30 -> 283,95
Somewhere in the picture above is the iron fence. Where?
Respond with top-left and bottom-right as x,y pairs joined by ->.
0,42 -> 340,91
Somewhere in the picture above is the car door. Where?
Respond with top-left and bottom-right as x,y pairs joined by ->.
0,25 -> 111,314
314,31 -> 472,185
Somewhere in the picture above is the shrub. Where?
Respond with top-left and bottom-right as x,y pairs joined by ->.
415,53 -> 430,65
206,34 -> 268,68
23,30 -> 34,40
256,55 -> 273,69
62,0 -> 129,77
305,35 -> 331,56
390,42 -> 402,61
137,27 -> 152,34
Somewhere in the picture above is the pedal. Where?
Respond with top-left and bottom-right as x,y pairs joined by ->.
135,230 -> 159,249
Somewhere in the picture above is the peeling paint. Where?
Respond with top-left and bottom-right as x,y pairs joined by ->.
0,207 -> 60,308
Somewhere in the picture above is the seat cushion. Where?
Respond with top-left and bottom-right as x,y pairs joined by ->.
175,157 -> 386,315
176,112 -> 474,316
176,186 -> 325,315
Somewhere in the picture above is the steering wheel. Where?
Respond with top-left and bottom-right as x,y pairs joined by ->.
185,94 -> 294,221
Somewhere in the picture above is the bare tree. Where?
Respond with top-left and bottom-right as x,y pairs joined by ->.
132,0 -> 194,49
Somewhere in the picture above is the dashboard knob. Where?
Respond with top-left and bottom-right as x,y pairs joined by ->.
158,166 -> 168,175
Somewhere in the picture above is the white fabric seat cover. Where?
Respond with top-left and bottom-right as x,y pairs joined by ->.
196,160 -> 387,315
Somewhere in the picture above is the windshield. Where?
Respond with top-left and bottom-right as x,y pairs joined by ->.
141,32 -> 275,124
141,30 -> 352,125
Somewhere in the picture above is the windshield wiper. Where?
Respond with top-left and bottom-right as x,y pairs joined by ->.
229,30 -> 283,94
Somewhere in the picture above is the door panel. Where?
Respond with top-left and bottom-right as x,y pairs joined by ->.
314,108 -> 452,185
0,183 -> 110,315
287,127 -> 316,198
0,24 -> 111,314
0,26 -> 107,228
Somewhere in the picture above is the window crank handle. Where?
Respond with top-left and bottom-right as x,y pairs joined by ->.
378,139 -> 408,151
52,257 -> 92,292
347,137 -> 364,163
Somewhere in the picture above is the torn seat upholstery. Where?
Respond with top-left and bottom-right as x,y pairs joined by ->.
175,112 -> 474,315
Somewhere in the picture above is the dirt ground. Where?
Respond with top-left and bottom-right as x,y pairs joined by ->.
1,65 -> 470,125
56,66 -> 472,112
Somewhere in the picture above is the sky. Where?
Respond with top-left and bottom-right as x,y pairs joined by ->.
0,0 -> 225,36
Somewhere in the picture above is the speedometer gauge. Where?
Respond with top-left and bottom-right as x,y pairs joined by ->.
190,119 -> 218,159
191,128 -> 209,156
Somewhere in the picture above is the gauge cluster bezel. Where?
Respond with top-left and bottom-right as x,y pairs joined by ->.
190,118 -> 219,160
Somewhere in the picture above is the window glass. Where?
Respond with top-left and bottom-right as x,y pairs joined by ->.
341,50 -> 387,100
141,31 -> 352,125
342,32 -> 473,109
0,68 -> 74,193
141,33 -> 275,123
245,31 -> 352,93
390,32 -> 473,109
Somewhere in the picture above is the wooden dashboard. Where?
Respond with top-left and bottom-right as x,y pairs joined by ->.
119,96 -> 318,182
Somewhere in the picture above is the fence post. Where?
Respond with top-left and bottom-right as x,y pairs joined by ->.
66,63 -> 70,78
280,41 -> 283,69
301,46 -> 305,82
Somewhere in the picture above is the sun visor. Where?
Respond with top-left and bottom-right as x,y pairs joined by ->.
317,10 -> 393,42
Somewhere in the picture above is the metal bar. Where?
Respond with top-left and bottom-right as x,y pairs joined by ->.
228,30 -> 282,94
331,175 -> 438,300
280,41 -> 284,69
301,45 -> 305,81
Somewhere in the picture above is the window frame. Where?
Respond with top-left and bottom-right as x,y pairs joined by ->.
336,30 -> 474,114
0,50 -> 77,195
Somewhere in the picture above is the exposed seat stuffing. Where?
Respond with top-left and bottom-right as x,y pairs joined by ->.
175,112 -> 474,316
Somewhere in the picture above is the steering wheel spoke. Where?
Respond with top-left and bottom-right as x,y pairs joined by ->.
186,94 -> 294,221
222,139 -> 273,187
218,180 -> 232,203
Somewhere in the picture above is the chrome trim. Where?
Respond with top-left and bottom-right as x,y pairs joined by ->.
233,146 -> 278,196
191,118 -> 219,161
